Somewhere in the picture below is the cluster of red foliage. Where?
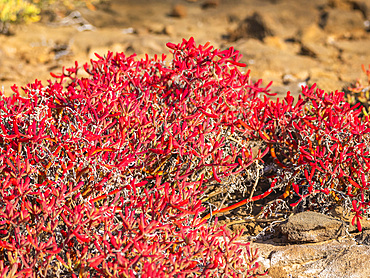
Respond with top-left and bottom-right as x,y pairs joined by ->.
201,80 -> 370,234
251,85 -> 370,232
0,37 -> 369,277
0,38 -> 268,277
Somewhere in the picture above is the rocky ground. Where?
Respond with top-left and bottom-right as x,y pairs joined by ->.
247,210 -> 370,277
1,0 -> 370,277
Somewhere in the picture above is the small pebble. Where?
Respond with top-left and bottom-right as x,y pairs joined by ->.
202,0 -> 219,9
171,4 -> 187,18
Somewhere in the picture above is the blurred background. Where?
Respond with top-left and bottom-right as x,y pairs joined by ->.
0,0 -> 369,98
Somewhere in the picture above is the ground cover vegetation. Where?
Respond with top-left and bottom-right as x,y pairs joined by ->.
0,38 -> 369,277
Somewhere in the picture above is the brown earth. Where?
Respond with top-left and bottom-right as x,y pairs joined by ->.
1,0 -> 370,277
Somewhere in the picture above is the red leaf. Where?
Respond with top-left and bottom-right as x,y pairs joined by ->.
88,254 -> 105,269
357,218 -> 363,232
166,42 -> 177,50
348,178 -> 361,189
292,182 -> 300,195
226,60 -> 246,67
46,247 -> 61,254
149,148 -> 165,154
73,230 -> 91,244
212,166 -> 222,182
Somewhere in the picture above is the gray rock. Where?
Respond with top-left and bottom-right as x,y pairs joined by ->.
299,42 -> 339,62
170,4 -> 187,18
320,9 -> 365,36
356,229 -> 370,245
298,24 -> 327,44
250,238 -> 370,278
334,39 -> 370,56
314,245 -> 370,278
351,0 -> 369,19
277,211 -> 347,243
229,12 -> 274,41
